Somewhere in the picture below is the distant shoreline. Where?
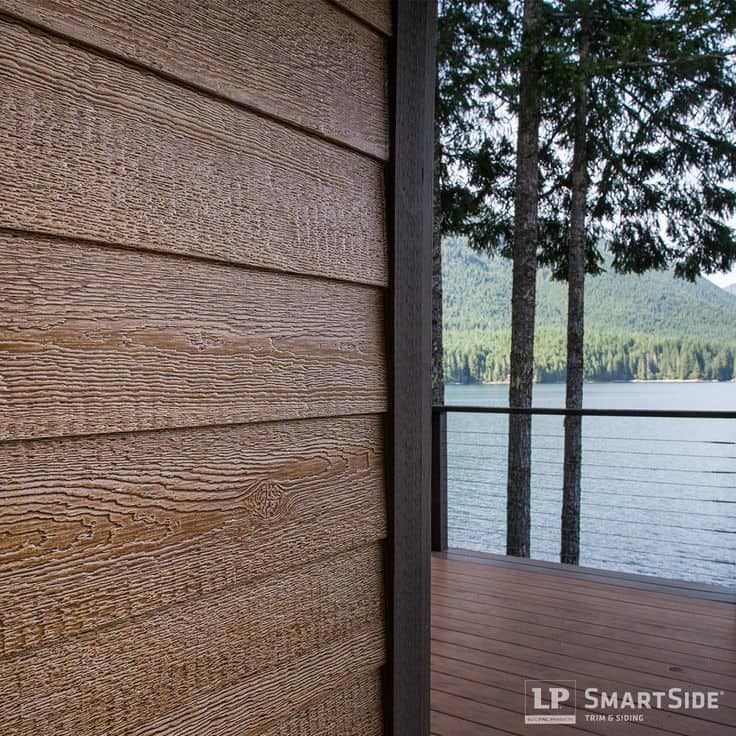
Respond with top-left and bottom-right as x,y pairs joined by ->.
446,378 -> 736,386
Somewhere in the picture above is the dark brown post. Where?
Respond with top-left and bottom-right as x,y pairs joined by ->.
385,1 -> 436,735
432,410 -> 448,552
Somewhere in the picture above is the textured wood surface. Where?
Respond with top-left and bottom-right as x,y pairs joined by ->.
332,0 -> 392,35
0,18 -> 387,285
0,414 -> 385,655
2,544 -> 384,736
259,672 -> 383,736
2,0 -> 391,731
0,0 -> 389,159
0,234 -> 386,441
137,627 -> 385,736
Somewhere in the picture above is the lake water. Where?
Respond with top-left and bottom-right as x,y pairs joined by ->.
445,382 -> 736,588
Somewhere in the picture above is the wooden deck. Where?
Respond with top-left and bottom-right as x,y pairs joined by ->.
431,550 -> 736,735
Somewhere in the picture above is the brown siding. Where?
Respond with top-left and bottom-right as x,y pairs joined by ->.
0,17 -> 387,285
333,0 -> 393,36
0,415 -> 386,655
1,234 -> 386,440
0,0 -> 389,159
257,673 -> 384,736
3,545 -> 383,736
0,1 -> 390,734
137,629 -> 386,736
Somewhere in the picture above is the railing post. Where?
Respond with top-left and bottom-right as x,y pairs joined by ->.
432,410 -> 448,552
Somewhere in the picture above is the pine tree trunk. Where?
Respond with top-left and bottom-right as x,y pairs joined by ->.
507,0 -> 543,558
433,121 -> 445,407
561,7 -> 591,566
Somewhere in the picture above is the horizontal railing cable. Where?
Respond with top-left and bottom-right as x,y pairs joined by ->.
447,522 -> 734,561
447,475 -> 733,504
450,453 -> 736,475
447,428 -> 736,446
447,438 -> 736,461
448,501 -> 732,534
436,403 -> 736,587
447,463 -> 732,491
447,487 -> 735,520
436,404 -> 736,419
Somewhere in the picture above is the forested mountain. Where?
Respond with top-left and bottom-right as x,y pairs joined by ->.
726,283 -> 736,296
444,239 -> 736,383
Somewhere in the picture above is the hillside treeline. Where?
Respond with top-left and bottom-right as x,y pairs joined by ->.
445,330 -> 736,383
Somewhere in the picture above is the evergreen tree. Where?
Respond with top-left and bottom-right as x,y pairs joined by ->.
438,0 -> 549,557
436,0 -> 521,406
552,0 -> 736,564
437,0 -> 736,561
506,0 -> 544,557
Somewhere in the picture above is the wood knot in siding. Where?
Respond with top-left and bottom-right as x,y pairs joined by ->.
242,479 -> 291,521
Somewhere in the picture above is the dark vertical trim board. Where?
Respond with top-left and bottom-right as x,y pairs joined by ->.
431,410 -> 448,552
385,1 -> 436,734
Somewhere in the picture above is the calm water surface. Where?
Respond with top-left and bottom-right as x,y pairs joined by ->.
446,382 -> 736,587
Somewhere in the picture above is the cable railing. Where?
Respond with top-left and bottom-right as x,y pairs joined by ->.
432,405 -> 736,588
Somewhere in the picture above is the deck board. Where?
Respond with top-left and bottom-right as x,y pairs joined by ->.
431,553 -> 736,735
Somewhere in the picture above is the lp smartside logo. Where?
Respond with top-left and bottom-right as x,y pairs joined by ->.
524,681 -> 723,725
524,681 -> 577,724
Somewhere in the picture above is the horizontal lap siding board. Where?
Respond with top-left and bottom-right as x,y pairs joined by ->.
0,414 -> 385,655
0,0 -> 389,160
139,628 -> 386,736
0,17 -> 387,286
332,0 -> 393,36
1,0 -> 391,732
0,234 -> 386,440
257,672 -> 384,736
3,543 -> 384,736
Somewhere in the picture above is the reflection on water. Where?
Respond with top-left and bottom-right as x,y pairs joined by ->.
446,382 -> 736,588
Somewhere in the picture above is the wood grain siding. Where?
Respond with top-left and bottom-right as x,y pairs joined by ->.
0,414 -> 385,654
332,0 -> 393,36
3,543 -> 384,736
0,234 -> 386,440
258,673 -> 383,736
0,0 -> 389,159
137,628 -> 385,736
0,18 -> 387,286
2,0 -> 391,732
